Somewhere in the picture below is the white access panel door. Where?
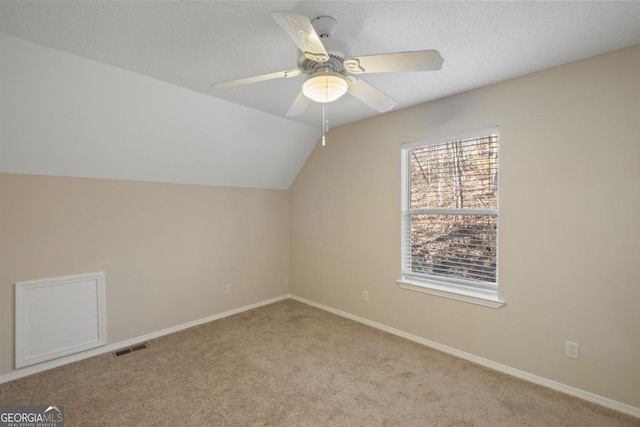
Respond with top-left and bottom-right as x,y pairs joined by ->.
15,272 -> 107,368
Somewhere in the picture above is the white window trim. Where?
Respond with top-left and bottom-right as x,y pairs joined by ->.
396,278 -> 504,308
399,127 -> 505,309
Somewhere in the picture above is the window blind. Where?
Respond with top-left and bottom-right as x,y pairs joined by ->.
401,129 -> 499,289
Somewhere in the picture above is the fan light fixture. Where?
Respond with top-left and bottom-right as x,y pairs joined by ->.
303,71 -> 348,103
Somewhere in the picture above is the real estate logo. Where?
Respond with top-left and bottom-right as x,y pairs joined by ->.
0,405 -> 64,427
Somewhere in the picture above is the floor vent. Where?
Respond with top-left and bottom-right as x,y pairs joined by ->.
114,343 -> 148,357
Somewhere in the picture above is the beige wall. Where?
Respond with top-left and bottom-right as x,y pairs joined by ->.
290,44 -> 640,408
0,174 -> 290,375
0,37 -> 638,412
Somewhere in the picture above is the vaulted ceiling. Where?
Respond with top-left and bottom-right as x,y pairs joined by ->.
2,1 -> 640,188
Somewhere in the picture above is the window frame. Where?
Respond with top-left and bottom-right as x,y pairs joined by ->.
397,127 -> 505,308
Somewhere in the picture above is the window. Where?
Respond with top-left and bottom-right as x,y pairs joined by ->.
398,127 -> 504,308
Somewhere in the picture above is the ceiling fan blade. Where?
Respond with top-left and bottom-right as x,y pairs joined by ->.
348,79 -> 397,113
271,11 -> 329,63
213,69 -> 302,89
286,89 -> 312,117
344,50 -> 444,74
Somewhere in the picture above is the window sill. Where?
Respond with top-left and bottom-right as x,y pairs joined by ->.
396,277 -> 505,309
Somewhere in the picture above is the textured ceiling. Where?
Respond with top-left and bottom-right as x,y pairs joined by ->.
2,1 -> 640,189
2,1 -> 640,129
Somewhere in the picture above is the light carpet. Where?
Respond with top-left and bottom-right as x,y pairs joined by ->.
0,299 -> 638,426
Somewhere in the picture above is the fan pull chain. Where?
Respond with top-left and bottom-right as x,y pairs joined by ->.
322,102 -> 328,146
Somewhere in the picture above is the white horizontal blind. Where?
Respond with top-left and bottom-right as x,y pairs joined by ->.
401,129 -> 499,289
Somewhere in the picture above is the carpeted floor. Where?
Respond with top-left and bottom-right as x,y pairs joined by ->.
0,299 -> 638,426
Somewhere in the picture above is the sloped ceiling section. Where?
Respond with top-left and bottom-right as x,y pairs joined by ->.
2,1 -> 640,129
0,34 -> 320,190
2,2 -> 640,189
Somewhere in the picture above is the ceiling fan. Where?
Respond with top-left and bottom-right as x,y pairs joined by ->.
213,11 -> 444,118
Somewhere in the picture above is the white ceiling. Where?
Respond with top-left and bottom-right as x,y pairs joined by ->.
2,1 -> 640,129
1,1 -> 640,189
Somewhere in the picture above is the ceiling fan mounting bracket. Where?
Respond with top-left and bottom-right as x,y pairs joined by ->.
311,16 -> 338,38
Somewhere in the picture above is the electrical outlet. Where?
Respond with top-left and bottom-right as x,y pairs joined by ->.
284,279 -> 289,289
565,341 -> 579,359
225,283 -> 231,295
362,290 -> 369,302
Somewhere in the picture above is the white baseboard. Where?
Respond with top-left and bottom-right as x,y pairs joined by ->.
0,294 -> 290,385
3,292 -> 638,419
289,295 -> 640,419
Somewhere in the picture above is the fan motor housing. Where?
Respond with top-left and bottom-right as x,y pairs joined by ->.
298,51 -> 345,75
